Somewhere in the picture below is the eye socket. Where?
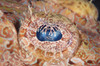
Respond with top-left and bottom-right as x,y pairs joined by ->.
36,25 -> 62,41
18,12 -> 80,65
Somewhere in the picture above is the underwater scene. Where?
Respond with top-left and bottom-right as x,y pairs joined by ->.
0,0 -> 100,66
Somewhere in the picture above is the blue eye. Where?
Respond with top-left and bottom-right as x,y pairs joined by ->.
36,25 -> 62,41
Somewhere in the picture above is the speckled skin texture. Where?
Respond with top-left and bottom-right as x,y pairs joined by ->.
0,0 -> 100,66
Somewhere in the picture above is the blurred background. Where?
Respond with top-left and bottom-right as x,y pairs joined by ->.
93,0 -> 100,20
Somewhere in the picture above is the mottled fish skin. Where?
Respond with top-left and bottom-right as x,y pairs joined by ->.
18,7 -> 80,65
32,0 -> 99,33
0,11 -> 25,66
0,0 -> 100,66
30,0 -> 100,66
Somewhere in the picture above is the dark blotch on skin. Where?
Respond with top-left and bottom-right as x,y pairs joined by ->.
4,12 -> 13,15
14,18 -> 20,32
79,2 -> 82,4
84,41 -> 88,45
69,60 -> 75,65
87,60 -> 93,64
67,2 -> 74,5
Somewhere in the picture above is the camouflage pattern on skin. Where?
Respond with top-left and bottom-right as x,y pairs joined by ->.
0,0 -> 27,13
0,0 -> 100,66
30,0 -> 100,65
18,6 -> 80,65
69,31 -> 100,66
32,0 -> 99,33
30,1 -> 100,65
0,0 -> 35,25
0,11 -> 25,66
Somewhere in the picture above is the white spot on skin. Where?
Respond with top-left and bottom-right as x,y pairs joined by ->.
60,51 -> 63,58
71,57 -> 84,65
43,62 -> 48,66
0,10 -> 3,17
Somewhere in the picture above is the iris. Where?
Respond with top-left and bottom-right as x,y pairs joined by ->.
36,25 -> 62,41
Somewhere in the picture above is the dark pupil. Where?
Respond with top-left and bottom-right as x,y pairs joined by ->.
36,25 -> 62,41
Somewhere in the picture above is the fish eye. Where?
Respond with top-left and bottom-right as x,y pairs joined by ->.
19,12 -> 80,65
36,25 -> 62,41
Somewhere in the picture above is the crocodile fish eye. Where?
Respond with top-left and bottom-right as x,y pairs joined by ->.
18,9 -> 80,65
0,0 -> 100,66
36,25 -> 62,41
